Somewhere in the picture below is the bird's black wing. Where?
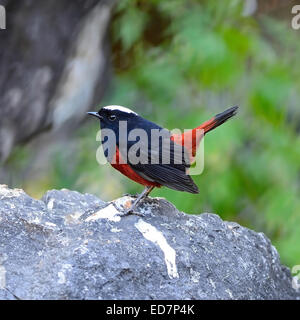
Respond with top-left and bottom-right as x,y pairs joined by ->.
126,136 -> 199,194
130,162 -> 199,194
118,128 -> 190,167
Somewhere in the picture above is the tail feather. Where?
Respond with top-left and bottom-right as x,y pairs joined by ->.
198,106 -> 238,134
171,105 -> 239,160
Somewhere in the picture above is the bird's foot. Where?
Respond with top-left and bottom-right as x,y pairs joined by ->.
117,208 -> 145,218
122,193 -> 139,198
122,193 -> 131,197
112,198 -> 145,217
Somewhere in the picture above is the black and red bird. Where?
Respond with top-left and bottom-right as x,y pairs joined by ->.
88,105 -> 238,214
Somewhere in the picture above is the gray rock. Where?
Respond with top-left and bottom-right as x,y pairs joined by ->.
0,0 -> 114,162
0,184 -> 298,300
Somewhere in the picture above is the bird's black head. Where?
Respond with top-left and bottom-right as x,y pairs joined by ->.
87,105 -> 138,130
87,105 -> 164,149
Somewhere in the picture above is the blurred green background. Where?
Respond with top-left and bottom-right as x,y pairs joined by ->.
5,0 -> 300,267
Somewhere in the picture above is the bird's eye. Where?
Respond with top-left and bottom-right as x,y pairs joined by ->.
109,115 -> 116,121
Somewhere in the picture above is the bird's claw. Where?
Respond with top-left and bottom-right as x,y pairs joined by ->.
119,207 -> 145,217
122,193 -> 131,197
122,193 -> 139,198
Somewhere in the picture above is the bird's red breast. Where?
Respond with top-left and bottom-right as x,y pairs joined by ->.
111,147 -> 161,188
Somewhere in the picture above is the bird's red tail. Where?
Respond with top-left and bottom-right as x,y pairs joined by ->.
171,106 -> 238,159
196,106 -> 238,134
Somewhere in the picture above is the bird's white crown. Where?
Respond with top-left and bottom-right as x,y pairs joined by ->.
102,105 -> 138,115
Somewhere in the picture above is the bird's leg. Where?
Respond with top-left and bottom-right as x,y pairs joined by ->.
124,186 -> 154,215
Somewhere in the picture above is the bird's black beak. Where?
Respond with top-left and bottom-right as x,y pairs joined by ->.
87,112 -> 102,120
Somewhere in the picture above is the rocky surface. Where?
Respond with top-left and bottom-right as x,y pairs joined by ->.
0,184 -> 298,300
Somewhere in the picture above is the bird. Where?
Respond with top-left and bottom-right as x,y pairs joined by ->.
87,105 -> 238,214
